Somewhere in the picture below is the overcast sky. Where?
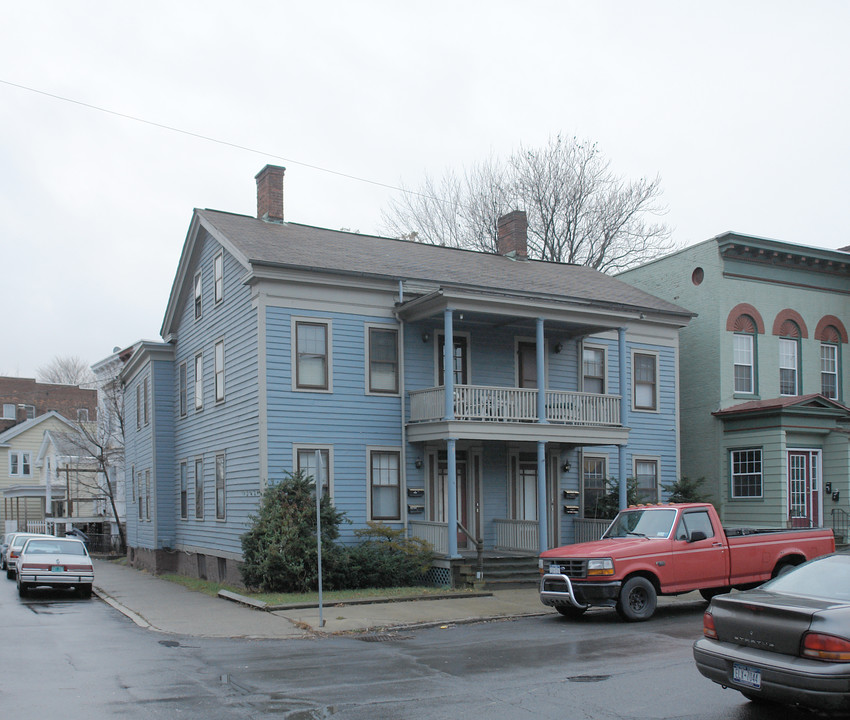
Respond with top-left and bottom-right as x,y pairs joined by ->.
1,1 -> 847,379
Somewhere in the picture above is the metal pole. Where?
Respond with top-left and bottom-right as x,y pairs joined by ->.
315,449 -> 324,628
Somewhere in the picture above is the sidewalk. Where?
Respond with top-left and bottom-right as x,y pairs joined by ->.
92,559 -> 705,639
92,559 -> 553,638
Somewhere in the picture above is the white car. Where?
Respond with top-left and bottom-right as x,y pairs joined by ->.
16,537 -> 94,598
4,533 -> 53,579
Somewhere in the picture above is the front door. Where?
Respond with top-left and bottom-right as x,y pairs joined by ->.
517,342 -> 537,388
433,452 -> 477,549
789,450 -> 821,528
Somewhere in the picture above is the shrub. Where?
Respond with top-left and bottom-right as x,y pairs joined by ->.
587,477 -> 638,519
339,522 -> 434,589
663,476 -> 710,504
240,471 -> 346,593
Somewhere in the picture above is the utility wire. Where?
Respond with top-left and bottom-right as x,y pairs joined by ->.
0,78 -> 435,201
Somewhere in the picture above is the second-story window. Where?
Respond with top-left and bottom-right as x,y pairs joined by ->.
733,333 -> 755,394
2,403 -> 15,419
633,352 -> 658,411
368,327 -> 399,394
179,362 -> 188,417
438,335 -> 468,386
9,451 -> 31,476
821,342 -> 838,400
214,251 -> 224,304
77,408 -> 89,422
296,321 -> 329,390
194,271 -> 203,320
779,337 -> 799,396
136,385 -> 141,430
194,353 -> 204,410
214,340 -> 225,402
143,376 -> 149,425
582,346 -> 606,394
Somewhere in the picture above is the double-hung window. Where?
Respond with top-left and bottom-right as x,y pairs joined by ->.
581,454 -> 607,519
295,321 -> 330,390
2,403 -> 15,419
194,271 -> 203,320
143,376 -> 149,425
779,338 -> 798,396
731,449 -> 762,498
821,343 -> 838,399
215,453 -> 226,520
194,353 -> 204,410
296,447 -> 331,498
582,346 -> 606,394
179,461 -> 188,519
634,458 -> 659,504
145,469 -> 151,520
369,449 -> 401,521
9,451 -> 31,476
214,340 -> 225,403
179,362 -> 188,417
368,326 -> 399,394
214,251 -> 224,304
733,333 -> 754,394
195,458 -> 204,519
136,385 -> 141,429
633,352 -> 658,411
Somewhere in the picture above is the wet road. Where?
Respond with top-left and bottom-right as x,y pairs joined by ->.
0,579 -> 823,719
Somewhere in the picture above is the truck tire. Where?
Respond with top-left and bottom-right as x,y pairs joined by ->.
616,576 -> 657,622
773,561 -> 797,578
699,587 -> 730,602
555,605 -> 587,619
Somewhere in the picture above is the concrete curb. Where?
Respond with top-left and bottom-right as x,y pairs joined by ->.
93,586 -> 155,631
218,589 -> 494,612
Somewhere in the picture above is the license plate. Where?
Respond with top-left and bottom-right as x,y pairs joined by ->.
732,663 -> 761,689
50,566 -> 64,572
549,564 -> 561,574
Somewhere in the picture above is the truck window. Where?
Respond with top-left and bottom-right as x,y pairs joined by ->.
677,510 -> 715,541
605,508 -> 677,538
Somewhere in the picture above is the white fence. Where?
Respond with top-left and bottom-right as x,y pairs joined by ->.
494,518 -> 539,553
573,518 -> 611,544
408,520 -> 448,555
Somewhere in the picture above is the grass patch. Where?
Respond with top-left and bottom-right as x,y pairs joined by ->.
159,573 -> 466,605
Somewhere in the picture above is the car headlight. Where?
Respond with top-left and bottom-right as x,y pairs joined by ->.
586,558 -> 614,576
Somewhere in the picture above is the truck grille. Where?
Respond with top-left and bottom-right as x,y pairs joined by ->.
545,559 -> 586,578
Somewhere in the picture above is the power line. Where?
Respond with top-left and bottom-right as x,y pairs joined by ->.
0,78 -> 427,198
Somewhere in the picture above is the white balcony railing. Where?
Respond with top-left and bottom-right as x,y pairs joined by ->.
409,385 -> 620,426
494,518 -> 539,553
408,520 -> 448,555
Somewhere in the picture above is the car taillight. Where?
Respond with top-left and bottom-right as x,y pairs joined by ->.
802,633 -> 850,662
703,611 -> 717,639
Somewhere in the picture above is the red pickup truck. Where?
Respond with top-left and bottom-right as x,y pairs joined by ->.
539,503 -> 835,622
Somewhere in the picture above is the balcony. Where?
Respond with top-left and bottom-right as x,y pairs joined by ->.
407,385 -> 627,444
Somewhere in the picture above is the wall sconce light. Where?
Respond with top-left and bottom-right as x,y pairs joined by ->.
421,331 -> 430,343
561,460 -> 571,473
554,342 -> 563,354
414,458 -> 423,469
825,482 -> 832,494
833,491 -> 841,502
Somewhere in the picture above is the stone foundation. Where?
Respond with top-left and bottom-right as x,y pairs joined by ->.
127,546 -> 245,588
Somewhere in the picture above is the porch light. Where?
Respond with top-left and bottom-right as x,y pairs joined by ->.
554,342 -> 563,354
414,458 -> 423,469
561,460 -> 571,472
421,331 -> 430,343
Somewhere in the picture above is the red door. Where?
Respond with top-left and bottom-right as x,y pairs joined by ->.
789,451 -> 820,528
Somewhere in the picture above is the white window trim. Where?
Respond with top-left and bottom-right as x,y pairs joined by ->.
820,343 -> 839,400
179,460 -> 188,520
136,384 -> 141,430
143,376 -> 149,426
580,452 -> 609,517
214,339 -> 225,404
631,349 -> 660,413
9,451 -> 32,477
632,455 -> 661,504
779,337 -> 799,396
291,316 -> 333,393
365,323 -> 400,396
366,445 -> 403,522
293,444 -> 335,500
581,342 -> 608,394
730,448 -> 764,499
214,250 -> 224,305
2,403 -> 15,420
194,352 -> 204,411
194,457 -> 205,519
733,333 -> 755,395
435,330 -> 472,387
178,361 -> 188,418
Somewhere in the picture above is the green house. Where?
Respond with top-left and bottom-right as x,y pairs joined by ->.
620,233 -> 850,536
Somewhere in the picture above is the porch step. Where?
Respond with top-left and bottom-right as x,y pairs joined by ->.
453,554 -> 540,590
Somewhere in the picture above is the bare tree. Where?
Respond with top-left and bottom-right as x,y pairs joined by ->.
55,376 -> 126,551
382,135 -> 675,272
37,355 -> 95,385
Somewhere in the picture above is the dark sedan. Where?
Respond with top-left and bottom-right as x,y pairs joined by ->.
693,553 -> 850,712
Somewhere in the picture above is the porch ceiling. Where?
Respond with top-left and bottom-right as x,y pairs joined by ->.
406,419 -> 630,445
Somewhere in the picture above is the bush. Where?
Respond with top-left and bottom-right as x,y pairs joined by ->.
336,523 -> 434,589
663,476 -> 710,503
587,477 -> 639,519
240,471 -> 346,593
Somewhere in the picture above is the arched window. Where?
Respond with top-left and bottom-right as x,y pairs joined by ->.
820,325 -> 841,400
778,320 -> 801,396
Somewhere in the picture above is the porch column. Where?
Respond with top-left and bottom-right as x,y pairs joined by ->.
618,327 -> 629,511
443,309 -> 455,421
447,437 -> 460,558
537,440 -> 548,553
536,317 -> 548,423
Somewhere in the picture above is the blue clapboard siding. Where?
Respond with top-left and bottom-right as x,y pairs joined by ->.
125,363 -> 155,549
266,307 -> 403,542
151,358 -> 175,546
169,231 -> 260,556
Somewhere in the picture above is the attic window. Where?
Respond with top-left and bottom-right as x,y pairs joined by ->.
691,267 -> 704,285
194,271 -> 203,320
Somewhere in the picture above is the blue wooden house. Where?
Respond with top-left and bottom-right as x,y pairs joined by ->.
120,165 -> 693,586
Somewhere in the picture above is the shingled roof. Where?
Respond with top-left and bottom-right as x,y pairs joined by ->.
196,209 -> 692,318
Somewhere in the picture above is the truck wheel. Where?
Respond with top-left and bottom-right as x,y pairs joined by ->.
555,605 -> 588,619
616,576 -> 657,622
699,587 -> 730,602
774,562 -> 797,578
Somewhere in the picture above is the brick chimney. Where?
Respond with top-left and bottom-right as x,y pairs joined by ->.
497,210 -> 528,258
255,164 -> 286,223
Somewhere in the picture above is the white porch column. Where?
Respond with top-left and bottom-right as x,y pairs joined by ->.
536,318 -> 547,423
537,440 -> 548,554
618,327 -> 629,511
447,437 -> 459,558
443,309 -> 455,421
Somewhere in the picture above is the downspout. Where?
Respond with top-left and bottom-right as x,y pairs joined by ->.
618,327 -> 628,511
397,281 -> 408,537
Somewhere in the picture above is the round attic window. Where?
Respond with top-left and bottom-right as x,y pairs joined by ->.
691,267 -> 704,286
